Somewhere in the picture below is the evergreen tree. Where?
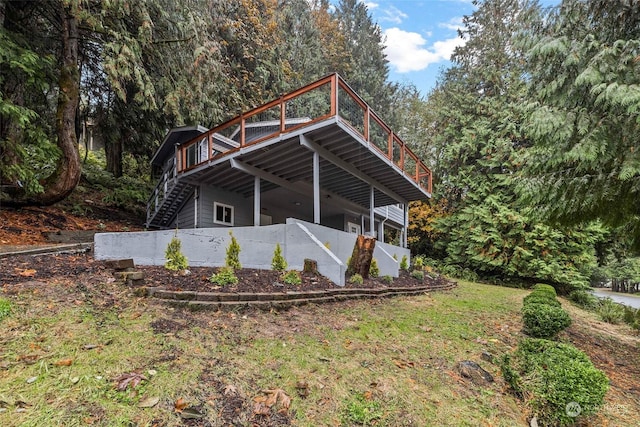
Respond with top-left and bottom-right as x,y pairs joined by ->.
422,0 -> 603,290
333,0 -> 396,115
516,0 -> 640,249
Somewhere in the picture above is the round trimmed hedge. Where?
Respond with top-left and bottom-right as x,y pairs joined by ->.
523,293 -> 562,308
502,338 -> 609,426
522,302 -> 571,338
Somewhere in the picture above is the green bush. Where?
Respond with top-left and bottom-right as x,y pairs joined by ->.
410,270 -> 424,281
382,275 -> 393,284
400,255 -> 409,270
209,266 -> 238,286
522,303 -> 571,339
568,290 -> 599,310
271,243 -> 287,271
598,298 -> 625,324
523,293 -> 562,308
225,232 -> 241,269
165,235 -> 188,272
348,274 -> 364,285
623,306 -> 640,330
0,298 -> 12,322
369,258 -> 379,278
281,270 -> 302,285
532,283 -> 557,298
502,338 -> 608,426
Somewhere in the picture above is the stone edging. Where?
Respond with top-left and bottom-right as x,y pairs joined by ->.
138,282 -> 458,311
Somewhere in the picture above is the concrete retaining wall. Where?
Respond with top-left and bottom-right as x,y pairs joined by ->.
94,219 -> 411,286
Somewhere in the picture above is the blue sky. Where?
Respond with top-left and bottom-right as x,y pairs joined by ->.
358,0 -> 559,96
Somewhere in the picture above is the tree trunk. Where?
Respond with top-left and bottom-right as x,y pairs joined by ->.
5,3 -> 81,206
105,136 -> 123,178
346,234 -> 376,279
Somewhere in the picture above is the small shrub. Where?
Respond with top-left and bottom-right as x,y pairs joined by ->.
522,303 -> 571,339
271,243 -> 287,271
623,306 -> 640,330
598,298 -> 625,324
349,274 -> 364,285
523,293 -> 561,308
568,290 -> 599,310
281,270 -> 302,285
502,338 -> 608,426
340,392 -> 383,426
209,266 -> 238,286
225,231 -> 241,269
0,298 -> 11,322
410,270 -> 424,281
165,235 -> 188,272
400,255 -> 409,270
413,256 -> 424,270
369,258 -> 379,278
382,275 -> 393,284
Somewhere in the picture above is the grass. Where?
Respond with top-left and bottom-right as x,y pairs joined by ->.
1,280 -> 634,426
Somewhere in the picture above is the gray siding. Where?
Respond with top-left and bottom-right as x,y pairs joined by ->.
170,192 -> 195,229
198,185 -> 253,228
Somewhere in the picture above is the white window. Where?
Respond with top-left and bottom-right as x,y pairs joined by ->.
347,221 -> 361,235
214,202 -> 234,226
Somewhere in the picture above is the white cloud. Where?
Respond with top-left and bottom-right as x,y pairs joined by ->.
439,16 -> 464,31
378,5 -> 408,24
383,27 -> 465,73
363,1 -> 379,10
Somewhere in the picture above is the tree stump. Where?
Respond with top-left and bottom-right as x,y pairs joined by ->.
346,235 -> 376,279
303,259 -> 318,274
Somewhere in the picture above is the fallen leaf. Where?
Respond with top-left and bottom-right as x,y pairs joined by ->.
138,396 -> 160,408
223,384 -> 238,396
180,407 -> 204,419
18,269 -> 37,277
174,397 -> 188,412
54,358 -> 73,367
253,388 -> 291,415
115,372 -> 147,391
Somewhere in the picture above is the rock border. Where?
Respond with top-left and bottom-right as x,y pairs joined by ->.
137,281 -> 457,311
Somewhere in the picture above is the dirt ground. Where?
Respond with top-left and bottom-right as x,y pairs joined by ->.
0,251 -> 447,293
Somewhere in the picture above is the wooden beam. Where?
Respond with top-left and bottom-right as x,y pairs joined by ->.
299,134 -> 407,205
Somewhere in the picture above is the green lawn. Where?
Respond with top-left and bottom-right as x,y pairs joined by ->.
0,281 -> 540,426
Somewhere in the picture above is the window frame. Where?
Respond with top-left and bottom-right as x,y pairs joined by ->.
213,201 -> 234,226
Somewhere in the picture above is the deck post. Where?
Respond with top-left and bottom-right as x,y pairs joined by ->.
313,151 -> 320,224
370,185 -> 375,237
403,204 -> 409,248
254,176 -> 261,227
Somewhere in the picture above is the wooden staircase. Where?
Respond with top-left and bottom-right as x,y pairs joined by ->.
146,175 -> 194,228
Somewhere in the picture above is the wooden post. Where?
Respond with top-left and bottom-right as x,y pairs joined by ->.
346,235 -> 376,279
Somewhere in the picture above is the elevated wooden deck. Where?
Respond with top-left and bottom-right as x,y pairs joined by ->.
147,73 -> 432,228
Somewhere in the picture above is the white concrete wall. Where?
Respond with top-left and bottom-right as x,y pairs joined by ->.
94,219 -> 410,286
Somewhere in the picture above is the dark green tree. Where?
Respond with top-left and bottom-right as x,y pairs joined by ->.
516,0 -> 640,249
333,0 -> 396,115
423,0 -> 604,290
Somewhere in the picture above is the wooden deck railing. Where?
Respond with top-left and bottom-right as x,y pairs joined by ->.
175,73 -> 432,194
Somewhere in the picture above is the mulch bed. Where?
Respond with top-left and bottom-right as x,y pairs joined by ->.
1,251 -> 453,293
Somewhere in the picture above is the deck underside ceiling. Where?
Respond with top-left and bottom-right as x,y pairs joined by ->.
180,119 -> 430,210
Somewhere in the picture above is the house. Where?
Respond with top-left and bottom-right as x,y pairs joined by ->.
95,74 -> 431,285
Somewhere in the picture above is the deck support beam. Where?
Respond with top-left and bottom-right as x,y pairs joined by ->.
369,185 -> 375,237
254,176 -> 261,227
299,134 -> 407,206
313,151 -> 320,224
